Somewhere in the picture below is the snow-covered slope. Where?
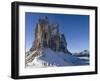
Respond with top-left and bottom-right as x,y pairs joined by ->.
26,48 -> 89,68
72,50 -> 89,62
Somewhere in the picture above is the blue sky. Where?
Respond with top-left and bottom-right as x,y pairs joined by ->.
25,12 -> 89,53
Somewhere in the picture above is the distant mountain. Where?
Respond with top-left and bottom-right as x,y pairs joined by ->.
73,50 -> 89,57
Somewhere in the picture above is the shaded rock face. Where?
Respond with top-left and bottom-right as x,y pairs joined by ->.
30,16 -> 71,54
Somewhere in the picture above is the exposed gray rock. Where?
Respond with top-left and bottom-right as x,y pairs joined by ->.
29,16 -> 71,54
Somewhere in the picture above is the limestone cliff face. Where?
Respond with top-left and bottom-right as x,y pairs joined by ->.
30,16 -> 71,54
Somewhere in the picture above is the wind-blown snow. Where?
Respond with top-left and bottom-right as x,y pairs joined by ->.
26,48 -> 89,68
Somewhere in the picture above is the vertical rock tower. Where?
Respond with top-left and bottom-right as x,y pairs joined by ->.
30,16 -> 71,54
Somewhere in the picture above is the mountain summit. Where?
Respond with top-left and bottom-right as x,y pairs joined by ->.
30,16 -> 71,54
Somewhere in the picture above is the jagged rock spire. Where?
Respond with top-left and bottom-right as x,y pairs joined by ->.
30,16 -> 71,54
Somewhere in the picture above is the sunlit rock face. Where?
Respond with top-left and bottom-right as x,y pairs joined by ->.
30,16 -> 71,54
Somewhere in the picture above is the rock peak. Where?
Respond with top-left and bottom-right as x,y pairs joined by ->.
30,16 -> 71,54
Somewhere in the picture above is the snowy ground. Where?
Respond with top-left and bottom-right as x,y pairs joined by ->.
26,48 -> 89,68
